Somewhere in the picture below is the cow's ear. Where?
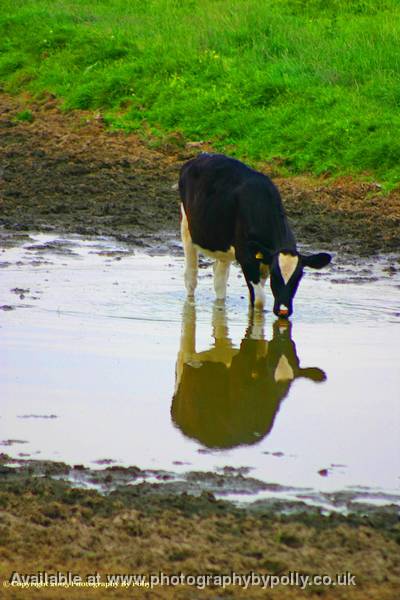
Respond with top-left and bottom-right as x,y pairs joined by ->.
248,241 -> 273,264
301,252 -> 332,269
299,367 -> 327,382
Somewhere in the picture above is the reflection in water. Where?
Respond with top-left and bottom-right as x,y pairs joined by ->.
172,301 -> 327,449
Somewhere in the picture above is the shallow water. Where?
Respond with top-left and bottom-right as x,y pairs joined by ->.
1,233 -> 399,507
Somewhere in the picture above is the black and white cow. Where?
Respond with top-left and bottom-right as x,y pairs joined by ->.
179,153 -> 331,317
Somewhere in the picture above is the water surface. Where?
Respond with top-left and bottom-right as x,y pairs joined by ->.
1,233 -> 399,507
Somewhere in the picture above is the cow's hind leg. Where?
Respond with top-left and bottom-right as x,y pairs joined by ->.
181,207 -> 198,297
213,260 -> 231,301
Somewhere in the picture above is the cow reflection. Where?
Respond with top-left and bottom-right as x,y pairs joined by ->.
171,302 -> 326,449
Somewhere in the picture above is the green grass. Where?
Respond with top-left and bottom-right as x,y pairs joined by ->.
1,0 -> 400,187
14,109 -> 34,122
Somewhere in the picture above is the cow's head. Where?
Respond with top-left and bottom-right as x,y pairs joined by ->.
249,243 -> 332,318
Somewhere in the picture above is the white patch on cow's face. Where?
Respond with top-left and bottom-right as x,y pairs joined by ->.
278,253 -> 299,284
274,355 -> 294,382
250,282 -> 266,309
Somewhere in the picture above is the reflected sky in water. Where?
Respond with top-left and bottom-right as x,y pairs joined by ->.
1,233 -> 399,503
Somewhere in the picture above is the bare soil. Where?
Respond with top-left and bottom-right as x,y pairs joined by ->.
1,93 -> 399,254
0,457 -> 399,599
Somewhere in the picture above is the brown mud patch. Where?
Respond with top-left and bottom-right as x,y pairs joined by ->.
0,456 -> 399,599
0,93 -> 399,254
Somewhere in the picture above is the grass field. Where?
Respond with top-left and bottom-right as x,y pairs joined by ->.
1,0 -> 400,187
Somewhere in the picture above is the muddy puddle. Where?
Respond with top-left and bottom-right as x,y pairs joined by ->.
1,231 -> 399,512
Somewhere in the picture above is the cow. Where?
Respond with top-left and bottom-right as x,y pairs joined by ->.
179,153 -> 332,317
171,301 -> 326,449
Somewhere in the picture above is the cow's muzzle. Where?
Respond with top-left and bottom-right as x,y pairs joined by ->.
275,304 -> 291,318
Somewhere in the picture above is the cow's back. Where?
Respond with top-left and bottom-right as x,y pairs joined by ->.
179,153 -> 293,253
179,154 -> 254,252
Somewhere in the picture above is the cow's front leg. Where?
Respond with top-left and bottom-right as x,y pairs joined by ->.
250,280 -> 266,310
213,260 -> 231,300
260,263 -> 270,289
181,207 -> 198,297
241,262 -> 266,310
254,264 -> 268,310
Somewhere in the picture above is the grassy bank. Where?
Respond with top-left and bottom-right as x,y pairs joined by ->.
1,0 -> 400,187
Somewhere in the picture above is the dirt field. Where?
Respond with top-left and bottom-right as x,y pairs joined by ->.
0,458 -> 400,599
1,93 -> 399,254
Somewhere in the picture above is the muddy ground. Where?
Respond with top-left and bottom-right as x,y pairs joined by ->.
0,93 -> 399,254
1,93 -> 400,598
0,456 -> 400,599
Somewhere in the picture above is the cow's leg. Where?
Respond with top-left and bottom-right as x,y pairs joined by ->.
181,207 -> 198,297
241,266 -> 266,309
238,259 -> 268,310
260,263 -> 270,289
250,281 -> 266,309
234,222 -> 266,310
213,260 -> 231,300
252,263 -> 269,309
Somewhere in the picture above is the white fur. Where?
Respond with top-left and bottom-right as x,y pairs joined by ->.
181,206 -> 269,306
181,205 -> 234,300
251,282 -> 266,309
278,253 -> 299,284
213,260 -> 231,300
260,263 -> 270,286
194,244 -> 235,262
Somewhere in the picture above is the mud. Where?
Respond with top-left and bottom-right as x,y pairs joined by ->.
1,455 -> 399,515
1,93 -> 399,254
0,455 -> 400,599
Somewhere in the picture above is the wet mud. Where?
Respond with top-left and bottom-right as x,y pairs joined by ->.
1,454 -> 400,599
1,93 -> 399,253
1,454 -> 399,515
